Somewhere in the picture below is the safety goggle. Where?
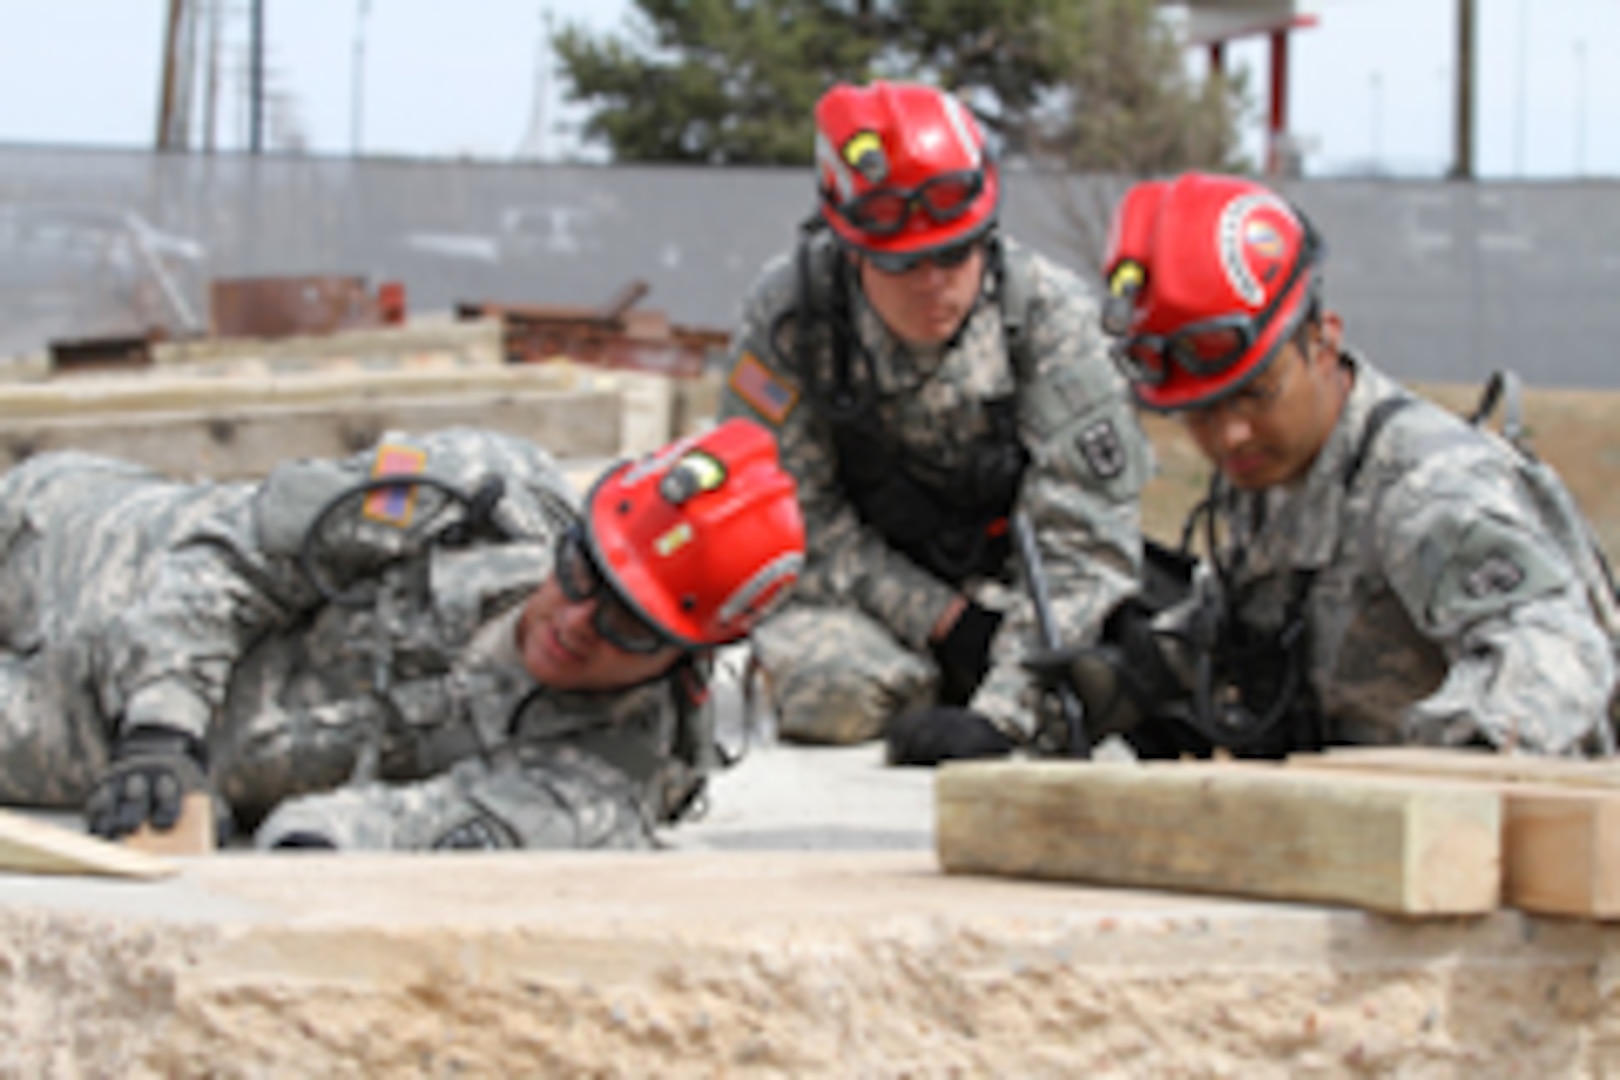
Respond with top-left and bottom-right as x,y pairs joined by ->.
863,236 -> 982,276
553,526 -> 669,655
1114,229 -> 1317,387
828,169 -> 985,238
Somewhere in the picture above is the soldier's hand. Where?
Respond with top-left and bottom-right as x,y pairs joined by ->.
85,726 -> 222,843
885,706 -> 1016,767
1024,643 -> 1144,737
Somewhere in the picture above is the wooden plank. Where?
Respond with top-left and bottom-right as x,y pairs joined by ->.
0,809 -> 176,879
1501,785 -> 1620,919
123,792 -> 216,857
1286,748 -> 1620,919
1287,746 -> 1620,791
935,761 -> 1501,915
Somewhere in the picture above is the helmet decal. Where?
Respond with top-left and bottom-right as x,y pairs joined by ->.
718,551 -> 805,628
1217,192 -> 1297,308
842,130 -> 888,183
654,521 -> 694,558
816,132 -> 857,202
939,94 -> 984,168
1217,193 -> 1271,307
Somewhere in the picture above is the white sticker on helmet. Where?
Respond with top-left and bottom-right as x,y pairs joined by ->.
1216,192 -> 1292,308
717,552 -> 805,630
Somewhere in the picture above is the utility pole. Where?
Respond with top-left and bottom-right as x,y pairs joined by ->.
249,0 -> 266,154
155,0 -> 188,151
515,7 -> 556,161
350,0 -> 372,156
202,0 -> 222,153
1449,0 -> 1475,180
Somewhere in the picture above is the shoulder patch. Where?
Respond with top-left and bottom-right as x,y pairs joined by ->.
363,442 -> 428,526
1078,419 -> 1127,479
728,352 -> 798,426
1462,551 -> 1526,599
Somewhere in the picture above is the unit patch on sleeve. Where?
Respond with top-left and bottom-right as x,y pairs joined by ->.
363,443 -> 429,526
728,352 -> 799,426
1462,551 -> 1527,599
1078,419 -> 1127,480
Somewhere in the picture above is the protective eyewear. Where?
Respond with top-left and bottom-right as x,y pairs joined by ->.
864,237 -> 982,276
1114,230 -> 1316,388
830,169 -> 985,237
553,526 -> 669,654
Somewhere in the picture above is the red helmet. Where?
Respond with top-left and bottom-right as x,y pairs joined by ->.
584,418 -> 805,649
1102,171 -> 1322,412
815,80 -> 999,262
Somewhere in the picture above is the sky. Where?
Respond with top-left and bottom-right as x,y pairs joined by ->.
0,0 -> 1613,180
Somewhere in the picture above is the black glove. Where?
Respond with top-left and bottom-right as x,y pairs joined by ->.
1023,599 -> 1186,739
85,725 -> 222,843
886,706 -> 1017,767
931,602 -> 1003,706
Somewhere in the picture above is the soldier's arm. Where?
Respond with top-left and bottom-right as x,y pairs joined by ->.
100,430 -> 574,743
971,257 -> 1152,740
718,258 -> 956,649
1377,455 -> 1613,754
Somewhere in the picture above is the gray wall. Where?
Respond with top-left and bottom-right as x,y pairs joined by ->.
0,145 -> 1616,389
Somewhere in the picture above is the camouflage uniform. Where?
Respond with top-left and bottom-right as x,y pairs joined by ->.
1175,353 -> 1618,754
719,233 -> 1151,743
0,429 -> 710,850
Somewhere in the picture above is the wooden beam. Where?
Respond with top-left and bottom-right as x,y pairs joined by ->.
1501,785 -> 1620,919
935,761 -> 1501,916
0,809 -> 176,880
1288,748 -> 1620,919
1288,747 -> 1620,791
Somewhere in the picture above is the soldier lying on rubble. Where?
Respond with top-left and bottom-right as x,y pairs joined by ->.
0,418 -> 804,850
1024,171 -> 1620,759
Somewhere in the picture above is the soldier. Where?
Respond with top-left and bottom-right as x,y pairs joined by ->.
0,419 -> 805,850
1038,170 -> 1619,757
718,79 -> 1151,763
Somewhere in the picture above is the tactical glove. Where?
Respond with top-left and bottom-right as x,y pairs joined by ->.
885,706 -> 1017,767
1023,599 -> 1187,739
85,725 -> 223,844
931,602 -> 1003,706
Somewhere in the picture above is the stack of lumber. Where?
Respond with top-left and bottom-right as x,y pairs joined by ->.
936,748 -> 1620,919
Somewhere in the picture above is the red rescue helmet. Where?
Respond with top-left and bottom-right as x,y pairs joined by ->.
583,418 -> 805,650
1101,171 -> 1323,412
815,80 -> 999,264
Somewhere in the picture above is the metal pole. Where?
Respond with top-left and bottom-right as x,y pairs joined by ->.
155,0 -> 187,150
1450,0 -> 1475,180
1576,38 -> 1587,177
202,0 -> 221,153
351,0 -> 371,156
1514,0 -> 1529,175
250,0 -> 265,154
1266,28 -> 1289,177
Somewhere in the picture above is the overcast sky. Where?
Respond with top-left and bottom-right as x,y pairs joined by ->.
0,1 -> 1612,179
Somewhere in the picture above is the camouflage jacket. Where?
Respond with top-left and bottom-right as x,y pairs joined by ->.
719,231 -> 1151,737
37,430 -> 705,820
1190,354 -> 1618,754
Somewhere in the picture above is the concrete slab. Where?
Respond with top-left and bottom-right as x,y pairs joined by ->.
6,847 -> 1620,1076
